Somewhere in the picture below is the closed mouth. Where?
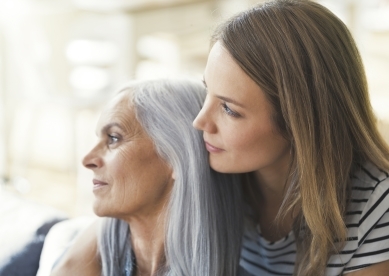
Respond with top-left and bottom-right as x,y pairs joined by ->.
93,179 -> 108,190
204,141 -> 224,152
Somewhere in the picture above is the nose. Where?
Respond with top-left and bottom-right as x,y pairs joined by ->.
193,96 -> 217,134
193,108 -> 207,130
82,146 -> 103,170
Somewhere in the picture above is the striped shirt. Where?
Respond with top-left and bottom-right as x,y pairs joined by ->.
240,162 -> 389,275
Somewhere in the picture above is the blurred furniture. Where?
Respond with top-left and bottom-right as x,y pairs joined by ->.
0,191 -> 66,276
36,216 -> 95,276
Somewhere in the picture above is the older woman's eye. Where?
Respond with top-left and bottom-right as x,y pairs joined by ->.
108,134 -> 119,144
221,102 -> 240,118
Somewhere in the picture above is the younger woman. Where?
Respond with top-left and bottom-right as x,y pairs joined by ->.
194,0 -> 389,275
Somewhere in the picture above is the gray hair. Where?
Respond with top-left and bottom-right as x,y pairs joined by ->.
97,79 -> 243,276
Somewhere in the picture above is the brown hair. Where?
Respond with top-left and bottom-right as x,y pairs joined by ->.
213,0 -> 389,274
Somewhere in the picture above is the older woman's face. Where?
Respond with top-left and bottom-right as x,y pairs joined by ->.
82,93 -> 174,220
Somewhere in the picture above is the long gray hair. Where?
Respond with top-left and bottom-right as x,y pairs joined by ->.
97,79 -> 243,276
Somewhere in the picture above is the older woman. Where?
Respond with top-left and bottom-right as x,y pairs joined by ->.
51,79 -> 243,276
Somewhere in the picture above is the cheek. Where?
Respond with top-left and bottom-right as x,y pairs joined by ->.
115,146 -> 168,187
105,150 -> 129,178
224,124 -> 268,152
229,123 -> 286,157
118,152 -> 152,194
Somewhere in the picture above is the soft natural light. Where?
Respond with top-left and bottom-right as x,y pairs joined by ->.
69,66 -> 110,91
66,39 -> 118,65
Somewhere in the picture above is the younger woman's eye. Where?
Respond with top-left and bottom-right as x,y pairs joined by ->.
222,102 -> 240,118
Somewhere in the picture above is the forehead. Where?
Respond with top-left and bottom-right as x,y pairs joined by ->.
205,42 -> 265,108
207,42 -> 237,69
97,92 -> 140,132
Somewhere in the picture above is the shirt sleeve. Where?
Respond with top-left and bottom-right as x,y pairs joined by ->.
343,176 -> 389,274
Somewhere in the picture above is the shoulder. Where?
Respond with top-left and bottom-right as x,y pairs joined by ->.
348,162 -> 389,234
328,162 -> 389,274
50,219 -> 101,276
351,161 -> 389,192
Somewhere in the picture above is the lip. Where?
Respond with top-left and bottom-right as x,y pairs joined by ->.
204,141 -> 224,153
92,179 -> 108,191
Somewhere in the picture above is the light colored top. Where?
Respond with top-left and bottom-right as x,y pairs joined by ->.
240,162 -> 389,275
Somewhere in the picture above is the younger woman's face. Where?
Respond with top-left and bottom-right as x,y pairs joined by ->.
193,42 -> 291,178
82,93 -> 174,220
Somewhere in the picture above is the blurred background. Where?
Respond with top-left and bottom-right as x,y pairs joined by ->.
1,0 -> 389,218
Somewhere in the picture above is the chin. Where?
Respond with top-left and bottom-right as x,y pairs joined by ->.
210,159 -> 251,174
210,161 -> 233,173
93,202 -> 109,217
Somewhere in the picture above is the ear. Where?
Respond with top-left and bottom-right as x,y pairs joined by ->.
171,170 -> 176,180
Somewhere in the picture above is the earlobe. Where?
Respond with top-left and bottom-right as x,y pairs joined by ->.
172,171 -> 176,180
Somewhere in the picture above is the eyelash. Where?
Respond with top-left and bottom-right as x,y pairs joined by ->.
221,102 -> 240,118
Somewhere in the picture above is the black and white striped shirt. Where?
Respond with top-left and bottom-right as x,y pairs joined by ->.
240,162 -> 389,275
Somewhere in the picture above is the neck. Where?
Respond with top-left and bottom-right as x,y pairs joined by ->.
253,160 -> 291,206
250,156 -> 295,241
127,212 -> 167,276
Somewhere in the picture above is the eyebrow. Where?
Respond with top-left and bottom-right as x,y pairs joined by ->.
216,95 -> 245,108
202,76 -> 245,108
100,122 -> 124,135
